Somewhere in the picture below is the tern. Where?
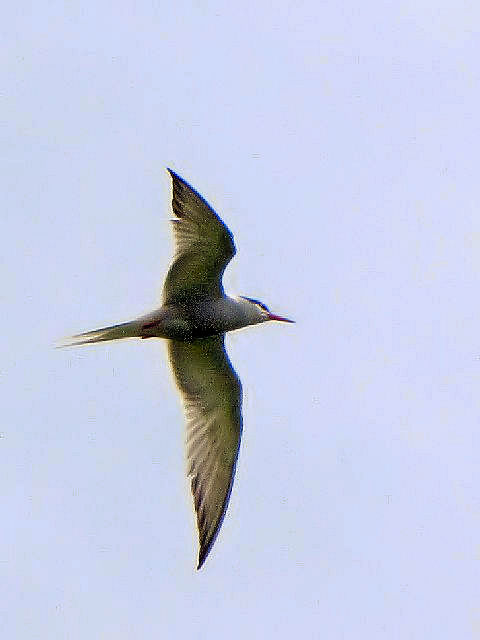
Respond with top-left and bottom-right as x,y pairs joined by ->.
61,169 -> 293,568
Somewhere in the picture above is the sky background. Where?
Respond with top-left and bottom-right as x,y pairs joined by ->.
2,2 -> 480,638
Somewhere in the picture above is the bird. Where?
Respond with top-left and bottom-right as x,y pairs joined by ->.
60,169 -> 293,569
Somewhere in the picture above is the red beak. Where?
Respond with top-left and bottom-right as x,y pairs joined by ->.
267,313 -> 295,323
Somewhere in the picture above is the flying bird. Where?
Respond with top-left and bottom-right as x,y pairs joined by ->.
61,169 -> 293,568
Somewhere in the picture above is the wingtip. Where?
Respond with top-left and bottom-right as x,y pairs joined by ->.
166,167 -> 179,180
166,168 -> 192,189
196,539 -> 215,570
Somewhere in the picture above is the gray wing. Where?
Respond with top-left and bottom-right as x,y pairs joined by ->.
163,170 -> 236,305
168,336 -> 242,569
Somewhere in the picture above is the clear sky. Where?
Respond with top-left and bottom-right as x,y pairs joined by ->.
2,2 -> 480,638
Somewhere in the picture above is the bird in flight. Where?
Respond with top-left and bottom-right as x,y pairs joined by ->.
61,169 -> 293,569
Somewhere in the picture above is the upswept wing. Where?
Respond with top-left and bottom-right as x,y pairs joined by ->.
168,336 -> 242,569
163,170 -> 236,305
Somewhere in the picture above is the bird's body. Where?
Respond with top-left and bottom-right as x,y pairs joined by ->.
61,169 -> 292,568
68,295 -> 266,344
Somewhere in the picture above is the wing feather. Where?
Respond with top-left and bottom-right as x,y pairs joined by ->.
163,170 -> 236,304
168,336 -> 242,569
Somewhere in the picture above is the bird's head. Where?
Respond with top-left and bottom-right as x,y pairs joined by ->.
237,296 -> 294,325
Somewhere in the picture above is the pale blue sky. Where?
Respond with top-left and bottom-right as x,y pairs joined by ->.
2,2 -> 480,638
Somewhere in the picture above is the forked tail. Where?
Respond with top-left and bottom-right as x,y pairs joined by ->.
57,320 -> 142,347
